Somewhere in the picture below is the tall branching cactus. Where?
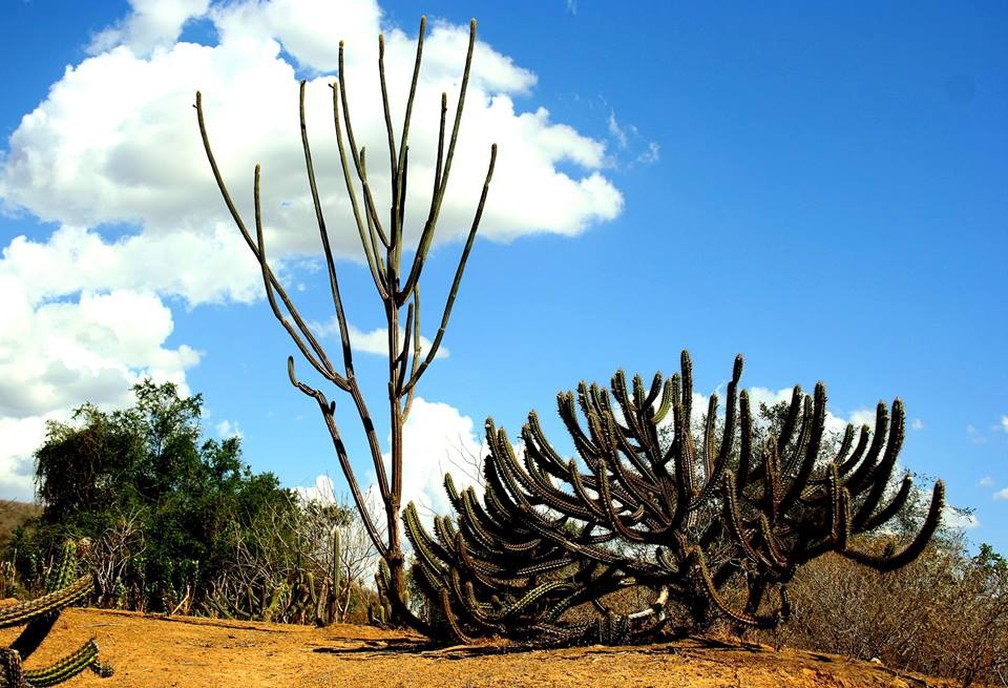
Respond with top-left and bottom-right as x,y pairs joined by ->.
405,351 -> 945,643
196,18 -> 496,632
0,542 -> 113,687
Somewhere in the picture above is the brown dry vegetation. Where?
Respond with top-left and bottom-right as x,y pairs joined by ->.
0,607 -> 966,688
0,501 -> 40,545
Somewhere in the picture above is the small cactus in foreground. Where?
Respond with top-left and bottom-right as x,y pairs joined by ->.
0,542 -> 113,687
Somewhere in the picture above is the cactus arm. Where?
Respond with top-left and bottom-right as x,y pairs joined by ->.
23,638 -> 113,688
0,577 -> 92,630
688,547 -> 777,630
841,481 -> 944,572
779,384 -> 827,511
851,399 -> 906,529
737,390 -> 755,496
843,402 -> 889,493
860,472 -> 915,532
439,588 -> 474,643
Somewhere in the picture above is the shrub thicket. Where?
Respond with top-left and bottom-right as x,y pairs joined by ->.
6,381 -> 375,624
757,536 -> 1008,687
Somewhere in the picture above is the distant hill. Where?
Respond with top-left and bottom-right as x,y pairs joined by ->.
0,500 -> 42,545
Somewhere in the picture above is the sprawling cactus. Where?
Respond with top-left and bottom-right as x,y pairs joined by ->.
405,351 -> 944,643
0,542 -> 113,687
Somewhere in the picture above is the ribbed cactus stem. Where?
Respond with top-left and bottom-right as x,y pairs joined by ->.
1,541 -> 114,686
331,523 -> 342,621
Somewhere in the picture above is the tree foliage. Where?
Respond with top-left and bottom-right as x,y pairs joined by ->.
12,380 -> 301,616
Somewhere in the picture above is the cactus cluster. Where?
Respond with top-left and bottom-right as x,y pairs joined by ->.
405,351 -> 944,643
0,542 -> 113,687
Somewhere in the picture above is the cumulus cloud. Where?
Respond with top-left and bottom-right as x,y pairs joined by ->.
995,488 -> 1008,501
979,476 -> 994,487
215,419 -> 242,439
1000,415 -> 1008,433
910,418 -> 924,431
89,0 -> 211,56
386,396 -> 484,519
0,0 -> 625,500
943,506 -> 980,530
743,386 -> 794,417
1,225 -> 262,306
295,473 -> 341,505
0,272 -> 199,498
0,282 -> 198,421
296,396 -> 485,529
1,0 -> 621,255
0,415 -> 51,501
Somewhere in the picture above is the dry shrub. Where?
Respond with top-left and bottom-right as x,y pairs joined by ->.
753,536 -> 1008,686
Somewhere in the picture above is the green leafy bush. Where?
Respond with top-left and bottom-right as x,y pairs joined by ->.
9,381 -> 302,617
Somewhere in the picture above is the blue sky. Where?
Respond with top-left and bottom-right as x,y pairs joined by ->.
1,1 -> 1006,553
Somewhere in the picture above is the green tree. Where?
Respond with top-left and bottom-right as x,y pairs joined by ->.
14,380 -> 300,616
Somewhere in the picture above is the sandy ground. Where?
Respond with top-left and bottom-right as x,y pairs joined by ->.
2,607 -> 960,688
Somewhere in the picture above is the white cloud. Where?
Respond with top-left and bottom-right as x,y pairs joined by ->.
743,386 -> 795,413
847,407 -> 878,430
638,141 -> 661,165
1,0 -> 621,259
995,488 -> 1008,501
0,283 -> 198,421
1000,415 -> 1008,433
89,0 -> 211,57
979,476 -> 994,487
215,419 -> 242,439
1,225 -> 262,306
608,112 -> 629,150
295,473 -> 339,504
387,397 -> 484,519
296,396 -> 485,530
910,418 -> 924,431
0,1 -> 625,500
0,415 -> 54,501
0,278 -> 199,499
603,109 -> 659,169
943,505 -> 980,530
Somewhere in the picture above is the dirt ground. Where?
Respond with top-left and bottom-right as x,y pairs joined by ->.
2,607 -> 962,688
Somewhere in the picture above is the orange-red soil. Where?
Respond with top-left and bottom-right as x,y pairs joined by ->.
2,607 -> 961,688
